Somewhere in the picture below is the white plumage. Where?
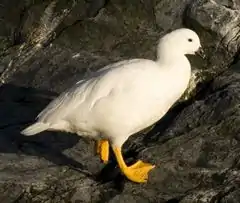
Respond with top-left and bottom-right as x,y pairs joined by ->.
21,28 -> 202,183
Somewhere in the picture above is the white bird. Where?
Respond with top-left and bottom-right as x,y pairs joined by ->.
21,28 -> 203,183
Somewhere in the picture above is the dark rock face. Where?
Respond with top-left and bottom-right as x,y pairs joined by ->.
0,0 -> 239,202
186,0 -> 240,73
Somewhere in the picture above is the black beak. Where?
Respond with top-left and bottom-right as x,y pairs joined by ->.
195,47 -> 205,59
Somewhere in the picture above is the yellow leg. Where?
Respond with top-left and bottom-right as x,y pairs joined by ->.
96,140 -> 109,163
112,147 -> 155,183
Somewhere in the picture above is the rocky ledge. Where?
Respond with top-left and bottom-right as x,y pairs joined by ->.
0,0 -> 239,202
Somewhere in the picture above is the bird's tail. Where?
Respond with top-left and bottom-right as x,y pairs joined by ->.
21,122 -> 49,136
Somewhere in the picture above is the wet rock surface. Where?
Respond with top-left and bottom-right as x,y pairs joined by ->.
0,0 -> 239,202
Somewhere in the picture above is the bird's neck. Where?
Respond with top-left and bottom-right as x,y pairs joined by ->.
156,52 -> 192,101
156,52 -> 190,68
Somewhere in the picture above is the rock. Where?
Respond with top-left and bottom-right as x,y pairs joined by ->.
0,0 -> 25,50
155,0 -> 192,31
0,0 -> 239,202
0,65 -> 5,73
186,0 -> 240,73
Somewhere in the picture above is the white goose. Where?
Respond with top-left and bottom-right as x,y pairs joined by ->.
21,28 -> 203,183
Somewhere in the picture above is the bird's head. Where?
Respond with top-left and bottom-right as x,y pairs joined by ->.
157,28 -> 204,59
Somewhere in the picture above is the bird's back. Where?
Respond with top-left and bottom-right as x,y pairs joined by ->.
36,59 -> 148,124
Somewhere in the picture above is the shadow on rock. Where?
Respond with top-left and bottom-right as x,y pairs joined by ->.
0,84 -> 91,176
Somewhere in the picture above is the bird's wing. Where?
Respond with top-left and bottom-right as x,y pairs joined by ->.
36,59 -> 143,123
37,79 -> 89,122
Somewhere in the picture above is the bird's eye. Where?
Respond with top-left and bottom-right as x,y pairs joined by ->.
188,38 -> 193,42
